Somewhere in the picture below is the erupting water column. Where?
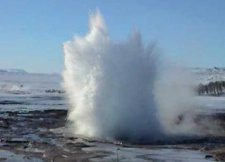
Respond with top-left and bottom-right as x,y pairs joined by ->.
63,11 -> 198,142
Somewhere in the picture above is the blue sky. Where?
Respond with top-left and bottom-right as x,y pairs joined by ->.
0,0 -> 225,73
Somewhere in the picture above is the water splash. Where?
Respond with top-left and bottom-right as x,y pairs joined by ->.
63,11 -> 198,142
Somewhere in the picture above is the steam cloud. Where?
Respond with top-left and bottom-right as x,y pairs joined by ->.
63,11 -> 199,142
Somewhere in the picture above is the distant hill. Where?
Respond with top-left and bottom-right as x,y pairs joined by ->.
0,67 -> 224,84
0,69 -> 27,74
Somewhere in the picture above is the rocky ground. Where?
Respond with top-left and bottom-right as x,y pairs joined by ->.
0,109 -> 225,162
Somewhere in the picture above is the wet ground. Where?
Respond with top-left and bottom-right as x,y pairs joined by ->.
0,109 -> 225,162
0,71 -> 225,161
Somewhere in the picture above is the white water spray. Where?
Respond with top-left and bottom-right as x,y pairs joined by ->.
63,11 -> 198,142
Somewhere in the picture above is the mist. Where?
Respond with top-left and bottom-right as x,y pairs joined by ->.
63,11 -> 200,142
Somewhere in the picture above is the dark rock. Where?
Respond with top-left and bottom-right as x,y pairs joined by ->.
0,119 -> 9,128
66,142 -> 90,148
0,158 -> 7,161
205,154 -> 213,159
6,138 -> 29,144
45,89 -> 65,94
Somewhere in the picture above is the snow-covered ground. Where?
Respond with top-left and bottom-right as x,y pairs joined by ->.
192,67 -> 225,84
0,68 -> 225,113
0,150 -> 43,162
197,96 -> 225,113
0,70 -> 66,112
84,143 -> 215,162
0,70 -> 61,95
1,67 -> 225,94
0,69 -> 223,161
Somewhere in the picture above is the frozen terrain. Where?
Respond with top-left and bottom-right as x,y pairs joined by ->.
0,70 -> 66,112
0,69 -> 224,161
0,67 -> 223,112
193,67 -> 225,84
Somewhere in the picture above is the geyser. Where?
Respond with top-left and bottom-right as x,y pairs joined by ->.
63,11 -> 198,142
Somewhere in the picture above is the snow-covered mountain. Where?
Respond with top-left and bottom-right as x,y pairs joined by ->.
0,69 -> 27,74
